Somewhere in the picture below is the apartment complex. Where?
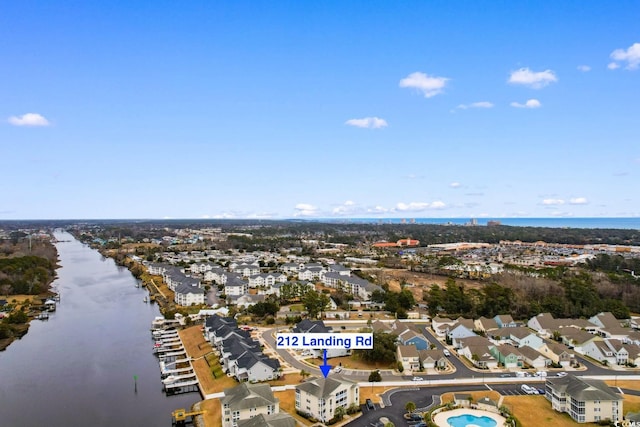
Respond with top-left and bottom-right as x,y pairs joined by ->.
221,383 -> 279,427
545,376 -> 622,423
295,376 -> 359,423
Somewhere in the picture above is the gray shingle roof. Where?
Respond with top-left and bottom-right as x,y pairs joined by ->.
296,375 -> 356,399
237,413 -> 296,427
221,383 -> 278,410
547,376 -> 621,402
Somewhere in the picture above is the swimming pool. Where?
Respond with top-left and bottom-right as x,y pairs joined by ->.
446,413 -> 497,427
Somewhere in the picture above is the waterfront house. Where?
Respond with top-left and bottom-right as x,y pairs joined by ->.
545,376 -> 621,423
232,351 -> 281,382
174,283 -> 205,306
295,376 -> 359,423
221,383 -> 279,427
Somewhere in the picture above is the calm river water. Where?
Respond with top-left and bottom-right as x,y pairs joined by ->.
0,231 -> 198,426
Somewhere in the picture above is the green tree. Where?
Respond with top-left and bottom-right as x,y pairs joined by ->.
334,405 -> 345,421
405,401 -> 416,413
354,331 -> 397,364
303,290 -> 330,319
368,370 -> 382,382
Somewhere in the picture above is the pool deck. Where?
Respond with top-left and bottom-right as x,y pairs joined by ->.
433,408 -> 507,427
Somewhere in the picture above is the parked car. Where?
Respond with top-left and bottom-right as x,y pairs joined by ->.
443,349 -> 451,357
366,399 -> 375,410
404,413 -> 423,421
412,376 -> 424,382
538,388 -> 546,395
521,384 -> 537,394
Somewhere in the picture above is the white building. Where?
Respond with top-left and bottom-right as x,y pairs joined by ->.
295,376 -> 359,423
221,383 -> 279,427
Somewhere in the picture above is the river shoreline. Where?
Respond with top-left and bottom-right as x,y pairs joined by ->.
0,231 -> 199,426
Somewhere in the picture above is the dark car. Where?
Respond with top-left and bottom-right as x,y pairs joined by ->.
366,399 -> 375,410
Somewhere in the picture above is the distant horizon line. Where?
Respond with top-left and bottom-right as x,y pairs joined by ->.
1,216 -> 639,221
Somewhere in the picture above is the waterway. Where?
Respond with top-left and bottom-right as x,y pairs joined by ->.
0,231 -> 198,426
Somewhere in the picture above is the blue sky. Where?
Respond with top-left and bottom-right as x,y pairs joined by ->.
2,1 -> 639,220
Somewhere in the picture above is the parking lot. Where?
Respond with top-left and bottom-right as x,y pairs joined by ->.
490,383 -> 546,396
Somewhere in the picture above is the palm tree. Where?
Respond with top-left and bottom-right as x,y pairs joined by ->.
405,401 -> 416,413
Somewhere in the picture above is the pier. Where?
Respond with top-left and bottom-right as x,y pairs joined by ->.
150,318 -> 201,397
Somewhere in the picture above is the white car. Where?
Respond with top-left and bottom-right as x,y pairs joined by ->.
412,376 -> 424,382
334,366 -> 343,373
443,349 -> 451,357
557,372 -> 568,377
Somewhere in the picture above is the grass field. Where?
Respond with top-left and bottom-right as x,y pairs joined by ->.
503,395 -> 576,427
307,354 -> 395,370
275,390 -> 314,426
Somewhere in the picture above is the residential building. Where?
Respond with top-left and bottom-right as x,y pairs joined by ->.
397,344 -> 420,372
174,283 -> 205,306
236,413 -> 296,427
221,383 -> 279,427
295,376 -> 359,423
545,376 -> 622,423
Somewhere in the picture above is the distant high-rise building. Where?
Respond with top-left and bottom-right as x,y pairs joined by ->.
487,220 -> 502,226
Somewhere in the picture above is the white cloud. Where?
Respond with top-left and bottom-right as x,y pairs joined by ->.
508,67 -> 558,89
608,62 -> 620,70
510,99 -> 541,109
345,117 -> 388,129
577,65 -> 591,72
399,72 -> 449,98
8,113 -> 50,126
610,42 -> 640,70
569,197 -> 588,205
395,201 -> 446,212
542,198 -> 565,206
212,213 -> 237,219
367,206 -> 389,214
456,101 -> 494,110
293,203 -> 318,217
450,182 -> 461,188
332,200 -> 358,215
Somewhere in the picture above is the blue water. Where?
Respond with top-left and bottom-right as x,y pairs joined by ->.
447,414 -> 497,427
315,217 -> 640,229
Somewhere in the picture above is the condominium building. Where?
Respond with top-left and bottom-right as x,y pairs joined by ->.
545,375 -> 622,423
295,376 -> 359,423
221,383 -> 279,427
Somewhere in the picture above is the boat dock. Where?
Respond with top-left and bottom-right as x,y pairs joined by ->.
151,318 -> 201,396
